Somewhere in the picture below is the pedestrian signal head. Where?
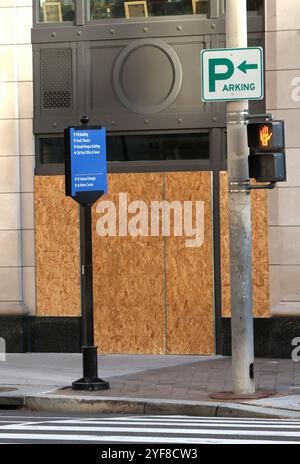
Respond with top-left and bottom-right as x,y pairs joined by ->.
247,118 -> 286,183
247,121 -> 284,151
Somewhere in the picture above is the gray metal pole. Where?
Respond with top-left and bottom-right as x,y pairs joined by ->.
226,0 -> 255,394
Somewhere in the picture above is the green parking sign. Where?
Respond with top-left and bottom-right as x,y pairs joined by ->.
201,47 -> 264,102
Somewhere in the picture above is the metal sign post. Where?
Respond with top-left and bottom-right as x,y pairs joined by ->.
201,1 -> 264,395
225,0 -> 255,394
65,116 -> 110,391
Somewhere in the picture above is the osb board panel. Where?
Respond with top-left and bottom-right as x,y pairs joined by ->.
35,172 -> 215,354
35,174 -> 165,352
220,172 -> 270,317
92,173 -> 165,354
165,172 -> 214,355
35,176 -> 80,316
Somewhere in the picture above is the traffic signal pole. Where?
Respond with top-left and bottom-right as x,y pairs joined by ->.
226,0 -> 255,394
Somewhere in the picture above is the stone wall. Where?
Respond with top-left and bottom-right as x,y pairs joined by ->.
0,1 -> 35,315
266,0 -> 300,315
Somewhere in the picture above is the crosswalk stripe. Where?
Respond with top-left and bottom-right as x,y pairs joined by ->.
112,416 -> 300,422
1,415 -> 299,426
0,433 -> 230,443
53,419 -> 300,429
0,433 -> 298,444
0,415 -> 300,444
108,416 -> 300,425
2,424 -> 300,438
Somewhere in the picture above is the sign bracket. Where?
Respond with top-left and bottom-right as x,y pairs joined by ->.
229,180 -> 276,193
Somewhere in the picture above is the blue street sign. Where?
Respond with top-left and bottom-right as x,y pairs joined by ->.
70,127 -> 107,197
66,127 -> 107,198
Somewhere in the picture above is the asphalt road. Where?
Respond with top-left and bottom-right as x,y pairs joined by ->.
0,411 -> 299,444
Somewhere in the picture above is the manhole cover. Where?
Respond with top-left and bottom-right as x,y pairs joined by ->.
0,388 -> 18,393
209,390 -> 276,400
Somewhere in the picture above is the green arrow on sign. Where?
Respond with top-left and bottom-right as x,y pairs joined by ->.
238,60 -> 258,74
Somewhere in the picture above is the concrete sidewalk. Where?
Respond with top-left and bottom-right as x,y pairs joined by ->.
1,354 -> 300,418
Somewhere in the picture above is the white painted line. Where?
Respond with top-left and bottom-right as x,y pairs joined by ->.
105,416 -> 300,422
54,419 -> 300,429
2,424 -> 300,438
1,415 -> 300,428
2,417 -> 300,428
0,433 -> 297,444
106,417 -> 300,425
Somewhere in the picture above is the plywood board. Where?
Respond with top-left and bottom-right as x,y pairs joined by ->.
35,176 -> 80,316
92,173 -> 165,354
165,172 -> 214,354
220,172 -> 270,317
35,172 -> 216,354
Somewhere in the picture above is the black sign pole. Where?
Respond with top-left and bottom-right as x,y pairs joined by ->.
80,203 -> 94,349
72,200 -> 109,391
65,116 -> 109,391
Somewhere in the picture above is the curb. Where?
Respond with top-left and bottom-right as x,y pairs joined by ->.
19,394 -> 300,419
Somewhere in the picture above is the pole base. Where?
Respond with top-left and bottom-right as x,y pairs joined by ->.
72,377 -> 110,392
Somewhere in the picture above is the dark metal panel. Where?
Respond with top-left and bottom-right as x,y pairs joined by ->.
112,38 -> 183,114
31,18 -> 222,44
32,47 -> 41,124
210,0 -> 221,18
34,33 -> 230,133
84,40 -> 126,119
77,41 -> 86,116
32,0 -> 39,27
33,41 -> 81,130
34,113 -> 226,134
220,129 -> 227,171
32,14 -> 264,134
75,0 -> 85,26
107,159 -> 212,173
35,163 -> 65,176
31,16 -> 264,44
82,35 -> 211,132
40,48 -> 73,111
35,159 -> 212,176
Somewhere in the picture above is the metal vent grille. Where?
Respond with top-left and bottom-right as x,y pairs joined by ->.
41,48 -> 72,110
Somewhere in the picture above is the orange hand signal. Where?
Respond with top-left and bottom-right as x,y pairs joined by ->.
260,125 -> 273,147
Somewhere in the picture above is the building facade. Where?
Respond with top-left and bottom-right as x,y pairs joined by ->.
0,0 -> 299,357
